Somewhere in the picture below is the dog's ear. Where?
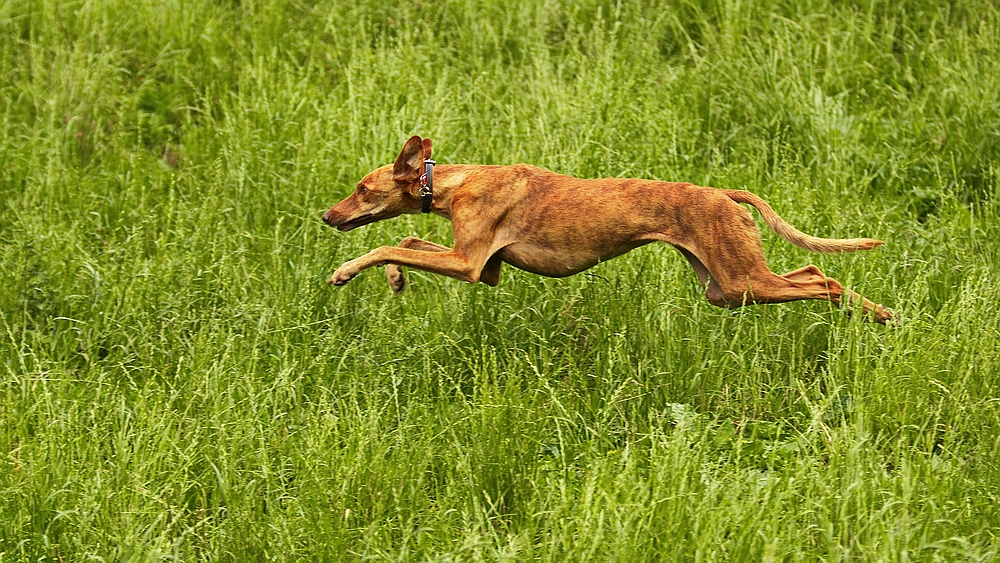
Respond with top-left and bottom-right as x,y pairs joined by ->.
393,135 -> 424,182
421,138 -> 432,160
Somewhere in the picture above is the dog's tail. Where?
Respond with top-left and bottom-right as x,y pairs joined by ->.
724,190 -> 883,253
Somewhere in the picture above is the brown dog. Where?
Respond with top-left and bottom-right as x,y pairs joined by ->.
323,136 -> 894,323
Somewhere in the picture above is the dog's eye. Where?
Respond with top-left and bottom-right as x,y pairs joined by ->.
357,185 -> 368,195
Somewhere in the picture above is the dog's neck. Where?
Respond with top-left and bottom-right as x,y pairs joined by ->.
422,164 -> 472,220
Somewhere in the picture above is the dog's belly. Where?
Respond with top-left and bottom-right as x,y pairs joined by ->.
496,240 -> 652,278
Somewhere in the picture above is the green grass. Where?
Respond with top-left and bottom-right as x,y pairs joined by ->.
2,0 -> 999,559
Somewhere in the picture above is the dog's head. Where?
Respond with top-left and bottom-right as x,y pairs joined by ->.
322,135 -> 432,231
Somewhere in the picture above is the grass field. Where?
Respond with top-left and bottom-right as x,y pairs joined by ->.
2,0 -> 1000,560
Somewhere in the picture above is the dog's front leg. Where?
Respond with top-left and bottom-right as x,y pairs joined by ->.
329,246 -> 487,287
384,237 -> 451,293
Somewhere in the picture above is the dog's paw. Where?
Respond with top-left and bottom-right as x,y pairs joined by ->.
873,304 -> 898,326
385,265 -> 406,294
328,265 -> 357,286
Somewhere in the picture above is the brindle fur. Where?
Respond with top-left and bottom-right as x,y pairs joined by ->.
323,136 -> 893,323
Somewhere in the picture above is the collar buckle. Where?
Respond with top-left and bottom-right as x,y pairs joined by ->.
419,159 -> 435,213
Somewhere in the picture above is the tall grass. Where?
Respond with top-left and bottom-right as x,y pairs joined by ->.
1,0 -> 999,559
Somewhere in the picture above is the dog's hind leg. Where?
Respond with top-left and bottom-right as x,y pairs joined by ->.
708,265 -> 843,308
705,262 -> 894,323
681,207 -> 893,322
779,265 -> 825,282
776,264 -> 894,322
385,237 -> 449,293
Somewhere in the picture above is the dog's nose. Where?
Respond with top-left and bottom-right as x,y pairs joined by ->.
322,210 -> 334,225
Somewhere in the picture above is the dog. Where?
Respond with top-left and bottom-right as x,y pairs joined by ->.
323,136 -> 894,324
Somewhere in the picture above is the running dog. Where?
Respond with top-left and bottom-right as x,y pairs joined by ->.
323,136 -> 893,323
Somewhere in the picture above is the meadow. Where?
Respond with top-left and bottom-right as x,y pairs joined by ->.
1,0 -> 999,559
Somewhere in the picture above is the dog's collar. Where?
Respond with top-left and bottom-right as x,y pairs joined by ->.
419,159 -> 436,213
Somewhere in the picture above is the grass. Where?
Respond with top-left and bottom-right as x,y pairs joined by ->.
1,0 -> 999,559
